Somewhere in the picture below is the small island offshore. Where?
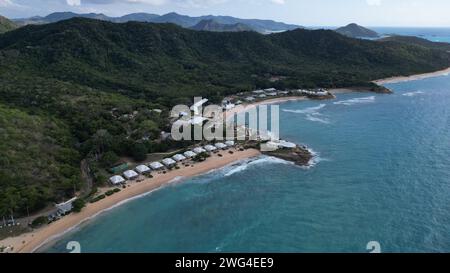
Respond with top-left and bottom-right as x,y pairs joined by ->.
1,12 -> 450,253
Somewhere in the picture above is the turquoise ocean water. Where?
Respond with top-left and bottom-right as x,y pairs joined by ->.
44,72 -> 450,253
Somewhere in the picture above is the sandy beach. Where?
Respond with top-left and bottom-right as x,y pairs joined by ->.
373,67 -> 450,85
0,148 -> 261,253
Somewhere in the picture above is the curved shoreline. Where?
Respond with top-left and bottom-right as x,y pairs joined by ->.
373,67 -> 450,85
0,149 -> 261,253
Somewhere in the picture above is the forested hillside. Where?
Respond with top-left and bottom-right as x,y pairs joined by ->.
1,18 -> 449,216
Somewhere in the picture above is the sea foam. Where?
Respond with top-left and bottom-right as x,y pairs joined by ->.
402,91 -> 424,97
333,96 -> 375,106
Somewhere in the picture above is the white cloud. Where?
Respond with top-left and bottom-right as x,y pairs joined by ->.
0,0 -> 15,7
271,0 -> 285,4
66,0 -> 81,6
366,0 -> 382,6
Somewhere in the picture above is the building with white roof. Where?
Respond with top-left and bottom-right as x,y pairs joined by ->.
266,92 -> 278,96
245,97 -> 255,102
135,165 -> 151,174
264,88 -> 277,92
252,90 -> 265,94
55,197 -> 77,215
172,154 -> 187,162
162,158 -> 177,167
267,140 -> 297,150
225,140 -> 235,147
193,147 -> 207,154
184,151 -> 197,158
109,175 -> 125,185
223,103 -> 236,111
258,94 -> 267,98
215,143 -> 228,150
204,145 -> 218,152
123,170 -> 139,180
149,162 -> 164,170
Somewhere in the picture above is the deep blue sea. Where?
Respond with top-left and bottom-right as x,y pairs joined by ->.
43,72 -> 450,253
318,26 -> 450,43
372,27 -> 450,43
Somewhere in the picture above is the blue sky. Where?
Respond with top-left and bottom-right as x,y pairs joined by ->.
1,0 -> 450,27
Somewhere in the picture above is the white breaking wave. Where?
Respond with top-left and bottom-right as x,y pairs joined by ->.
305,147 -> 330,168
402,91 -> 424,97
282,104 -> 331,124
333,96 -> 375,106
223,156 -> 292,177
306,113 -> 330,124
282,104 -> 326,114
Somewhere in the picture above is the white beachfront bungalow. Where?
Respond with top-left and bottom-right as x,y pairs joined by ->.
252,90 -> 265,94
109,175 -> 125,185
184,151 -> 197,158
135,165 -> 151,174
149,162 -> 164,170
258,94 -> 267,98
162,158 -> 177,167
223,103 -> 236,111
193,147 -> 207,154
264,88 -> 277,92
266,92 -> 278,96
123,170 -> 139,180
55,197 -> 77,215
225,140 -> 235,147
215,143 -> 228,150
172,154 -> 187,162
245,96 -> 255,102
204,145 -> 218,152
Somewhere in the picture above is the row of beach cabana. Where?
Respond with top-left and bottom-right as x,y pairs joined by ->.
109,141 -> 236,185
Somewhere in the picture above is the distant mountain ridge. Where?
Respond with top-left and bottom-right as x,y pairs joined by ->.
191,19 -> 254,32
335,23 -> 379,38
0,15 -> 17,33
13,12 -> 301,33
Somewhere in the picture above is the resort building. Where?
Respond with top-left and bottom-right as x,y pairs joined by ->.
204,145 -> 218,152
162,158 -> 177,167
252,90 -> 265,94
266,92 -> 278,96
110,175 -> 126,185
135,165 -> 151,174
184,151 -> 197,158
266,140 -> 297,150
172,154 -> 187,162
215,143 -> 228,150
149,162 -> 164,170
55,197 -> 77,215
258,94 -> 267,98
123,170 -> 139,180
223,103 -> 236,111
193,147 -> 207,154
264,88 -> 277,92
225,140 -> 235,147
245,96 -> 255,102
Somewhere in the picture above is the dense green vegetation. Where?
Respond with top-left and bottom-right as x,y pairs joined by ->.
0,18 -> 449,218
0,15 -> 17,34
335,23 -> 379,38
0,103 -> 80,216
